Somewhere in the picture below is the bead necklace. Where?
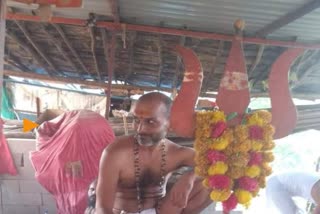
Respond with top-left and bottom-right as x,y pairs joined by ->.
133,136 -> 166,213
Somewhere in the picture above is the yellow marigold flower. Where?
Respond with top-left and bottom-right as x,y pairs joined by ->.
223,146 -> 234,156
209,138 -> 229,151
228,152 -> 250,167
263,125 -> 275,139
245,165 -> 261,178
194,141 -> 208,152
263,141 -> 275,150
255,110 -> 272,124
226,166 -> 245,179
263,152 -> 275,162
211,111 -> 226,123
195,153 -> 210,167
247,114 -> 264,126
258,176 -> 266,188
195,166 -> 208,177
224,128 -> 235,142
208,162 -> 228,175
210,189 -> 231,202
261,163 -> 273,176
252,189 -> 259,197
235,189 -> 252,205
233,140 -> 252,153
199,127 -> 211,138
234,125 -> 249,142
251,141 -> 263,151
202,178 -> 210,188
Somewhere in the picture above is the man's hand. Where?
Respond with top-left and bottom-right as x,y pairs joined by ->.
169,171 -> 195,208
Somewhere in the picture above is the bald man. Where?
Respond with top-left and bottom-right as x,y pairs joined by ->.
96,92 -> 212,214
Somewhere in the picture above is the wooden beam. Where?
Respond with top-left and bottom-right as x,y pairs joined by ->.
110,0 -> 120,23
124,32 -> 136,84
106,31 -> 116,118
101,29 -> 116,119
89,27 -> 102,80
172,36 -> 186,91
6,31 -> 52,74
0,0 -> 6,111
52,24 -> 91,77
256,0 -> 320,37
203,40 -> 224,91
157,34 -> 162,88
248,45 -> 265,76
42,24 -> 80,77
6,13 -> 320,49
3,69 -> 175,93
101,29 -> 109,118
13,20 -> 62,75
5,54 -> 30,72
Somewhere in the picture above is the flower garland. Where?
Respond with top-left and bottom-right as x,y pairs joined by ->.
194,109 -> 275,213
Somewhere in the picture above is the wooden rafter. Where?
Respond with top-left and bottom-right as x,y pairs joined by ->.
42,24 -> 80,77
256,0 -> 320,37
6,13 -> 320,49
89,27 -> 102,80
6,31 -> 52,74
203,40 -> 224,91
13,20 -> 62,75
3,69 -> 175,92
248,45 -> 265,76
7,12 -> 320,49
52,24 -> 91,77
157,34 -> 162,88
110,0 -> 120,23
124,32 -> 136,84
5,53 -> 30,72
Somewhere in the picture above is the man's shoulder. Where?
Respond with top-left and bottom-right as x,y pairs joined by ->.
165,139 -> 193,152
106,135 -> 133,152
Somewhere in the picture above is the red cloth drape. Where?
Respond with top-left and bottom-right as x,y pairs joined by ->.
0,118 -> 17,175
30,110 -> 115,214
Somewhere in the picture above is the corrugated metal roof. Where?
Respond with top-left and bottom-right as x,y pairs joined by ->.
7,0 -> 320,42
119,0 -> 320,42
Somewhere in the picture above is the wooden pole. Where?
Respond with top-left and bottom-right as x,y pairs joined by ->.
3,69 -> 164,93
36,97 -> 41,117
104,31 -> 116,119
0,0 -> 6,114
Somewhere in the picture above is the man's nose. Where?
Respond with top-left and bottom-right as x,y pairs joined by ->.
137,122 -> 145,133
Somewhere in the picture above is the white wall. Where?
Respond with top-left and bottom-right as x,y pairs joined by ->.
0,139 -> 56,214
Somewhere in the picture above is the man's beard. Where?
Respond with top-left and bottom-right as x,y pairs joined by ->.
88,194 -> 96,208
136,134 -> 163,147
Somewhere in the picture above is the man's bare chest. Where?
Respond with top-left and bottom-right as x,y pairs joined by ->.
118,157 -> 176,189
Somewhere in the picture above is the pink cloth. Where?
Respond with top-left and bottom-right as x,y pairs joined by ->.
30,110 -> 115,214
0,118 -> 17,175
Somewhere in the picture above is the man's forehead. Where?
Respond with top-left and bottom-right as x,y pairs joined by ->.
133,101 -> 166,117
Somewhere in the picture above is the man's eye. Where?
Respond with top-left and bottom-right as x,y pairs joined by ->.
148,120 -> 155,124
